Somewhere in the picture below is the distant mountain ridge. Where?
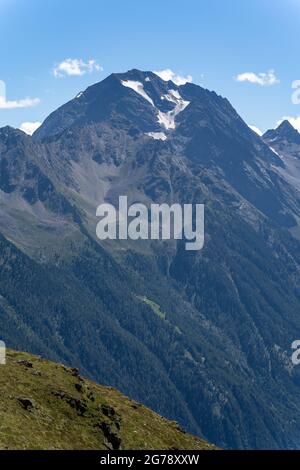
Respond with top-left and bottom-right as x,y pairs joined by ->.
263,120 -> 300,196
1,70 -> 300,449
263,120 -> 300,146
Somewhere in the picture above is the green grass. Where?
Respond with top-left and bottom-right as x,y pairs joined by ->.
138,296 -> 167,320
137,295 -> 183,335
0,350 -> 217,450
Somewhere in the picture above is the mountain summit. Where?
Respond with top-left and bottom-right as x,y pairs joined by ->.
33,69 -> 191,141
263,120 -> 300,193
263,120 -> 300,145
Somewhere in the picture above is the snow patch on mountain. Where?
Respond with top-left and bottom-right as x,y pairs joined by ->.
121,80 -> 154,106
167,89 -> 181,100
121,79 -> 190,131
157,90 -> 190,130
146,132 -> 167,141
269,146 -> 282,158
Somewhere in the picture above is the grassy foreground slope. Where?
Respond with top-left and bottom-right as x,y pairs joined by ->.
0,350 -> 216,450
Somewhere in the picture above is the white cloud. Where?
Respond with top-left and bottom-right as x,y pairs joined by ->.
19,121 -> 41,135
235,70 -> 279,86
277,116 -> 300,133
154,69 -> 193,86
249,125 -> 263,136
53,58 -> 102,78
0,97 -> 40,109
0,81 -> 40,109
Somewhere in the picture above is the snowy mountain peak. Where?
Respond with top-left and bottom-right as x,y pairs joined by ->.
119,71 -> 190,135
33,68 -> 237,145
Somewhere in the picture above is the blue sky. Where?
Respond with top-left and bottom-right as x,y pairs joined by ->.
0,0 -> 299,134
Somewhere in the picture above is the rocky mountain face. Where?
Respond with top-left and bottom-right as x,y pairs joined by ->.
264,120 -> 300,147
1,70 -> 300,449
